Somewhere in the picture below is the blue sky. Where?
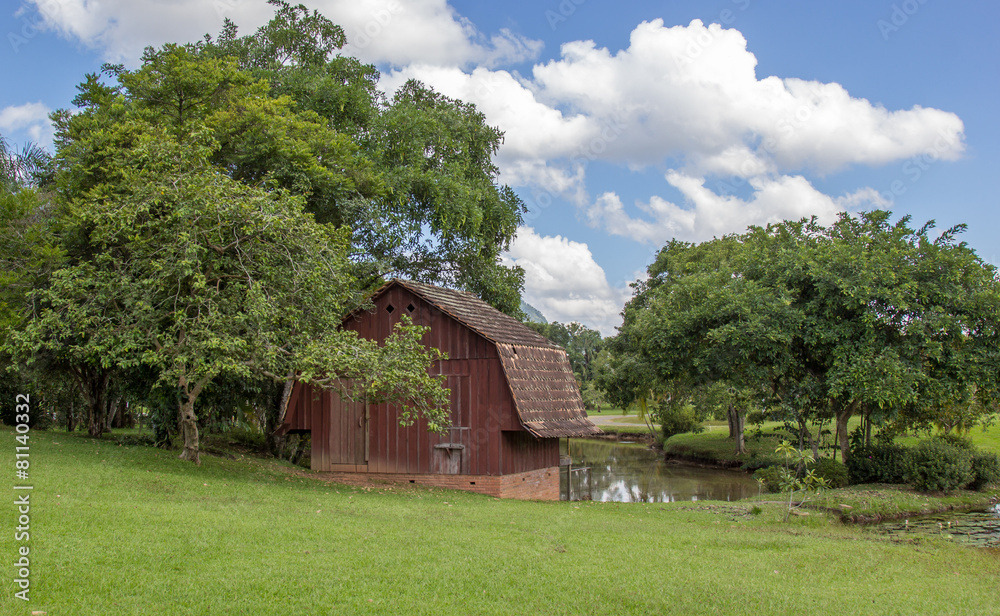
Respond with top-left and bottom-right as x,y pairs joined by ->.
2,0 -> 997,334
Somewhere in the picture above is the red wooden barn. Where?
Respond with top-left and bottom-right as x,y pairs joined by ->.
278,279 -> 600,499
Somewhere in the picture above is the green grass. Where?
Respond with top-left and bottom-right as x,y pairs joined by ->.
664,421 -> 794,468
895,422 -> 1000,452
3,427 -> 1000,615
807,484 -> 1000,522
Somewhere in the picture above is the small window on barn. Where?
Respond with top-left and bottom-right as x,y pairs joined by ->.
385,304 -> 395,314
406,303 -> 415,313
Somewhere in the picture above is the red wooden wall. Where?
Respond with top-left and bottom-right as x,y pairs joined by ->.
283,285 -> 559,476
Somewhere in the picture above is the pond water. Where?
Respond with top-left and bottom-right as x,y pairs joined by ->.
871,504 -> 1000,548
559,438 -> 759,503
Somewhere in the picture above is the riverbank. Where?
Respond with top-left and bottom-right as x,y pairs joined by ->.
5,426 -> 1000,615
806,484 -> 1000,523
659,422 -> 1000,523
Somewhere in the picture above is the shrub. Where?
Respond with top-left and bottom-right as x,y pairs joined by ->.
807,457 -> 849,488
903,438 -> 974,493
658,403 -> 705,440
228,426 -> 267,451
847,441 -> 909,484
969,451 -> 1000,490
752,466 -> 783,493
936,432 -> 974,451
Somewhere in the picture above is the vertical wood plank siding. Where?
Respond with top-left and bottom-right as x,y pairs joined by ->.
280,281 -> 596,477
286,287 -> 520,474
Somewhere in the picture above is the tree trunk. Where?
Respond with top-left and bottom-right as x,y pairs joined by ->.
268,375 -> 296,457
105,393 -> 123,431
71,367 -> 111,438
835,402 -> 857,465
67,400 -> 76,432
86,387 -> 107,438
728,403 -> 747,455
178,398 -> 201,465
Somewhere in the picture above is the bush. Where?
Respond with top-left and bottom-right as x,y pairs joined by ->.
752,466 -> 783,493
227,426 -> 267,451
807,457 -> 849,488
847,441 -> 909,484
936,432 -> 974,451
658,403 -> 705,440
903,438 -> 974,493
969,451 -> 1000,490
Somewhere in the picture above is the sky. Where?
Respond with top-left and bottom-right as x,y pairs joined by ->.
2,0 -> 998,335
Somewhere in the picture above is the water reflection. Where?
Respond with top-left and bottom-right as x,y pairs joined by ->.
560,439 -> 759,503
873,504 -> 1000,548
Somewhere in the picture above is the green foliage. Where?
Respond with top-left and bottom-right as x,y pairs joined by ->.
609,210 -> 1000,467
773,440 -> 829,520
656,399 -> 706,439
10,67 -> 452,458
579,381 -> 606,411
752,465 -> 783,494
968,451 -> 1000,490
806,457 -> 849,489
847,440 -> 909,484
203,5 -> 527,314
936,432 -> 975,450
902,438 -> 974,493
6,1 -> 532,450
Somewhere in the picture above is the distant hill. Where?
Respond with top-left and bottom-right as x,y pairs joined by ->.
520,300 -> 547,324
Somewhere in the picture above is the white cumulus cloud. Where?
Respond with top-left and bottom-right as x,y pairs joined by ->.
503,227 -> 629,335
588,172 -> 889,244
382,17 -> 964,244
21,0 -> 542,68
0,102 -> 54,148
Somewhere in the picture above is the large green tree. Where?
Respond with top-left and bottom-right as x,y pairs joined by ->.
607,211 -> 1000,463
203,1 -> 526,314
10,130 -> 450,463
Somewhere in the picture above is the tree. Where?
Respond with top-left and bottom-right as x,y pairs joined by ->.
526,321 -> 604,383
203,1 -> 526,314
10,113 -> 450,463
608,211 -> 1000,464
605,236 -> 791,453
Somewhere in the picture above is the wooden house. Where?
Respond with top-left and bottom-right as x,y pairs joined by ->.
278,279 -> 600,499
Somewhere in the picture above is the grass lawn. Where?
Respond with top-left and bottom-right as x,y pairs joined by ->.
663,420 -> 803,468
2,427 -> 999,615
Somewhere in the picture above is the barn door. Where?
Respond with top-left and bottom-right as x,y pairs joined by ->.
432,372 -> 470,475
327,392 -> 367,467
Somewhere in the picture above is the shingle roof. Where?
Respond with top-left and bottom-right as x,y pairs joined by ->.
391,279 -> 558,348
496,343 -> 602,438
370,279 -> 600,439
